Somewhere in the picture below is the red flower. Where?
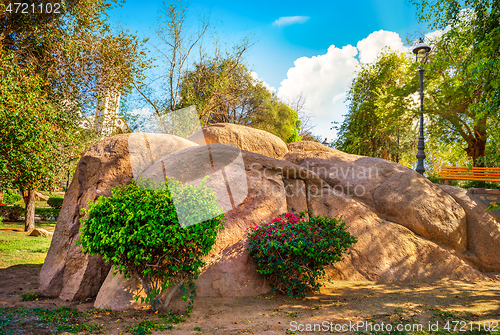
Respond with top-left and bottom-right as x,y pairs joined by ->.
0,203 -> 4,206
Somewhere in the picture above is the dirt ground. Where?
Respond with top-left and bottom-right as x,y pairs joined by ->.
0,266 -> 499,334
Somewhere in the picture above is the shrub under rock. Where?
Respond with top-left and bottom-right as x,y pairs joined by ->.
77,177 -> 224,313
248,212 -> 357,298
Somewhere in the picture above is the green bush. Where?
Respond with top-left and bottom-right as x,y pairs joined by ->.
35,207 -> 60,220
0,215 -> 3,229
77,177 -> 224,313
47,197 -> 64,209
248,212 -> 357,298
488,203 -> 500,211
3,190 -> 22,204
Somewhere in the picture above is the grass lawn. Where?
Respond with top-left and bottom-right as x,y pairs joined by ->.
0,221 -> 56,269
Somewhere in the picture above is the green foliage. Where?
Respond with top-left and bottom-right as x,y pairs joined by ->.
426,176 -> 460,187
247,212 -> 357,298
487,202 -> 500,212
408,0 -> 500,167
484,120 -> 500,166
77,178 -> 225,313
461,180 -> 500,190
0,48 -> 80,231
128,313 -> 185,335
247,85 -> 302,143
2,191 -> 22,205
0,306 -> 104,334
35,208 -> 60,221
0,50 -> 71,193
0,0 -> 148,114
332,50 -> 417,165
179,57 -> 301,143
1,0 -> 149,230
335,1 -> 500,169
47,197 -> 64,209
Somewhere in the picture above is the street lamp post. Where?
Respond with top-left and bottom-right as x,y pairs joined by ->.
411,38 -> 431,175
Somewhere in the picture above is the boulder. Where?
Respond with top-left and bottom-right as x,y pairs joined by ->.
28,228 -> 53,237
284,151 -> 468,252
305,186 -> 484,281
41,130 -> 500,311
94,267 -> 148,311
188,123 -> 289,159
39,133 -> 198,301
96,148 -> 315,308
438,185 -> 500,272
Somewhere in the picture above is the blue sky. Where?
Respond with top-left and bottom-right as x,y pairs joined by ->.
109,0 -> 431,141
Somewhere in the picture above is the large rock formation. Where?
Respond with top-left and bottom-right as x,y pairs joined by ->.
40,124 -> 500,310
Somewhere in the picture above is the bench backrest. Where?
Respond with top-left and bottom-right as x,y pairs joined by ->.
439,166 -> 500,181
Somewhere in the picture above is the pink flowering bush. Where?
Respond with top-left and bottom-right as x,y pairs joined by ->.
247,212 -> 357,298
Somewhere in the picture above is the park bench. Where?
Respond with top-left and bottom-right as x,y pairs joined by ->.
439,166 -> 500,183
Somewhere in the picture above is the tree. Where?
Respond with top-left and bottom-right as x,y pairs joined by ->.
409,0 -> 500,166
282,93 -> 320,142
0,50 -> 73,231
421,31 -> 490,166
375,30 -> 497,167
0,0 -> 148,231
1,0 -> 145,110
133,0 -> 209,121
245,86 -> 302,143
178,57 -> 253,125
332,50 -> 417,164
178,56 -> 301,143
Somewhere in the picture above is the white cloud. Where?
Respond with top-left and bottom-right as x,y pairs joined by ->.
357,30 -> 407,64
272,16 -> 310,27
424,30 -> 443,42
277,30 -> 413,143
250,71 -> 277,94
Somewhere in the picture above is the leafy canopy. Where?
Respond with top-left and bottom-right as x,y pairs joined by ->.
409,0 -> 500,165
179,57 -> 301,143
332,50 -> 417,165
0,49 -> 75,192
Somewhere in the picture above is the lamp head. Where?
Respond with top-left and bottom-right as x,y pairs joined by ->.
411,38 -> 431,63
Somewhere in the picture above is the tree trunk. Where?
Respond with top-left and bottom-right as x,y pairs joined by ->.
473,118 -> 487,167
161,279 -> 184,310
464,118 -> 488,167
466,136 -> 487,167
22,189 -> 35,232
